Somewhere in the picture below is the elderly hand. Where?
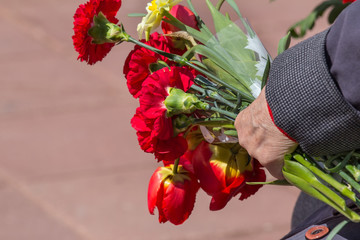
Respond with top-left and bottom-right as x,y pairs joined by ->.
235,87 -> 298,179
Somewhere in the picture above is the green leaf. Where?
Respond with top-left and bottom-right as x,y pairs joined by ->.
224,0 -> 254,36
223,0 -> 243,19
294,154 -> 357,202
246,180 -> 291,186
261,57 -> 271,89
201,58 -> 253,99
277,32 -> 291,55
205,0 -> 258,91
288,0 -> 335,38
328,4 -> 347,24
283,169 -> 360,222
284,157 -> 347,209
149,60 -> 169,73
186,0 -> 214,38
326,220 -> 350,240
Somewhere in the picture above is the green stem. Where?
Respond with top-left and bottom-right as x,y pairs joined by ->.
295,154 -> 357,202
216,0 -> 226,10
127,36 -> 251,100
345,164 -> 360,182
128,36 -> 183,62
325,150 -> 354,173
185,61 -> 253,101
193,117 -> 234,127
338,170 -> 360,194
326,220 -> 350,240
190,84 -> 238,109
207,105 -> 237,120
173,158 -> 180,174
224,130 -> 238,137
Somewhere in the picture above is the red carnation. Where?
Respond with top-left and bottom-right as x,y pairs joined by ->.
139,66 -> 194,119
131,66 -> 195,162
124,32 -> 186,98
131,108 -> 188,162
72,0 -> 122,65
343,0 -> 356,3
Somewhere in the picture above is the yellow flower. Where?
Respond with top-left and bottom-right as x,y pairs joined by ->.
137,0 -> 183,41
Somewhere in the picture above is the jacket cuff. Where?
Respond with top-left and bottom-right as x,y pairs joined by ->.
265,29 -> 360,156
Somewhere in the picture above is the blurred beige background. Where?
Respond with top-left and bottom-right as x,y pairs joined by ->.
0,0 -> 329,239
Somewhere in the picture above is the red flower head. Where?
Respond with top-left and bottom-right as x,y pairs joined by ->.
131,66 -> 195,162
72,0 -> 122,65
131,108 -> 189,162
124,32 -> 186,98
139,66 -> 194,119
343,0 -> 356,3
192,141 -> 266,211
161,5 -> 199,34
148,162 -> 200,225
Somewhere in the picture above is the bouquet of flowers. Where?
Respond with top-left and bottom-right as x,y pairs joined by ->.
72,0 -> 360,228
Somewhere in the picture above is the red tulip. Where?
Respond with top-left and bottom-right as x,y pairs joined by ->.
148,162 -> 200,225
192,141 -> 266,211
161,5 -> 199,34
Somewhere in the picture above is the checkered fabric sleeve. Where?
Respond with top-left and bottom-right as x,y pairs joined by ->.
265,30 -> 360,156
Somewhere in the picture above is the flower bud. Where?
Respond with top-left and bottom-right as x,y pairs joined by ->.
88,12 -> 129,44
164,87 -> 207,117
148,164 -> 199,225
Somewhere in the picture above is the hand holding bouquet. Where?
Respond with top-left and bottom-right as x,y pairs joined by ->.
72,0 -> 360,228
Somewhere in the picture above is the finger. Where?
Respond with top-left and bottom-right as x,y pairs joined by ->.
263,159 -> 285,180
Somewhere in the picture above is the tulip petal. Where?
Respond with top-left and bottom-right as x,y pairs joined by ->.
156,182 -> 168,223
148,167 -> 166,214
192,141 -> 224,195
161,177 -> 199,225
209,174 -> 245,211
155,136 -> 188,162
237,159 -> 266,201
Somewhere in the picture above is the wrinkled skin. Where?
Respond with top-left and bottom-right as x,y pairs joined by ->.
234,87 -> 298,179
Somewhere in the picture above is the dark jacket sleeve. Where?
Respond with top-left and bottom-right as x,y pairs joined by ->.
326,1 -> 360,111
265,1 -> 360,156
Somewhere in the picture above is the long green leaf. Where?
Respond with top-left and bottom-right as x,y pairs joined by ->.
224,0 -> 254,36
277,32 -> 291,55
205,0 -> 258,90
294,154 -> 357,202
186,0 -> 214,38
283,170 -> 360,222
188,44 -> 253,99
261,57 -> 271,89
284,159 -> 346,209
288,0 -> 335,38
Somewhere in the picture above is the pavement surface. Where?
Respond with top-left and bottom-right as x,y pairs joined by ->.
0,0 -> 329,239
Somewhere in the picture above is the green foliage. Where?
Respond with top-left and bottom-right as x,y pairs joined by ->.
277,32 -> 291,55
283,153 -> 360,223
164,0 -> 269,101
261,57 -> 271,89
288,0 -> 349,38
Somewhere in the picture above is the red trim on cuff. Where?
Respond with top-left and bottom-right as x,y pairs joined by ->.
266,103 -> 297,142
